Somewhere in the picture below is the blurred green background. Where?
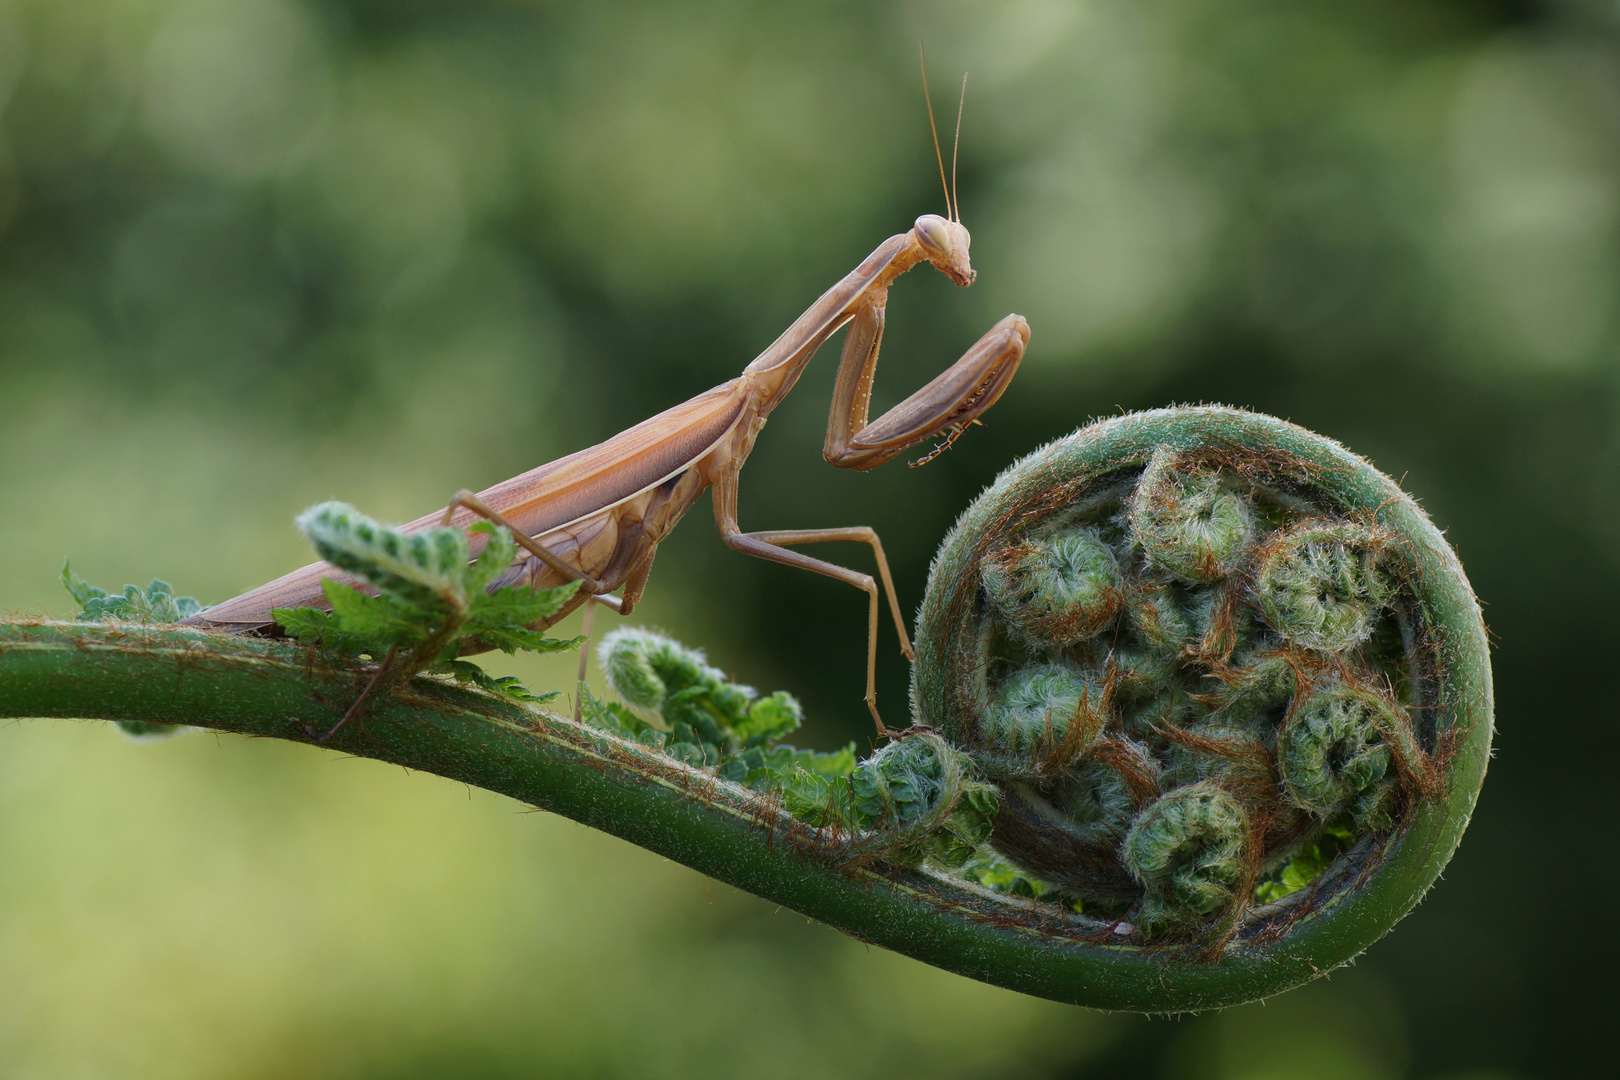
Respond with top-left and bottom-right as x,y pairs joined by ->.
0,0 -> 1605,1075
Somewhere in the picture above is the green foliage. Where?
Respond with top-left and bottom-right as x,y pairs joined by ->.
63,562 -> 201,624
583,627 -> 858,808
585,629 -> 997,869
1255,825 -> 1356,904
271,502 -> 580,703
963,852 -> 1053,900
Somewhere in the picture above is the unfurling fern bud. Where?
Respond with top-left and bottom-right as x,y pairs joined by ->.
974,662 -> 1109,772
1129,448 -> 1255,583
1278,679 -> 1405,830
982,527 -> 1122,647
908,406 -> 1491,1009
1122,781 -> 1249,937
1252,520 -> 1390,652
848,731 -> 997,869
600,626 -> 727,715
596,627 -> 787,757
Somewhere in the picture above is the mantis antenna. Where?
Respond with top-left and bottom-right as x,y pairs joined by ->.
919,45 -> 952,220
951,73 -> 967,223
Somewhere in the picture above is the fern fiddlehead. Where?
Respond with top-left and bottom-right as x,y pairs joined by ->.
908,406 -> 1492,1003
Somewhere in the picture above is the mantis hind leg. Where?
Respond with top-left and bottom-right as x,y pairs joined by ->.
573,554 -> 652,722
439,489 -> 612,594
439,489 -> 635,721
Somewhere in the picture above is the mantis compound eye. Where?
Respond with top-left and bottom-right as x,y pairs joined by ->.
914,214 -> 954,257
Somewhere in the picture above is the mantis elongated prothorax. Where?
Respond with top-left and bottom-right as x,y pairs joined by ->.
184,65 -> 1029,736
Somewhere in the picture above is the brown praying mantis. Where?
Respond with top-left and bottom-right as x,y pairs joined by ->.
182,74 -> 1029,737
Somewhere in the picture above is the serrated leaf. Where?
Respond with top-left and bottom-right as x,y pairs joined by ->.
464,521 -> 520,593
467,582 -> 580,633
438,659 -> 560,704
321,579 -> 431,647
271,605 -> 381,657
61,561 -> 107,608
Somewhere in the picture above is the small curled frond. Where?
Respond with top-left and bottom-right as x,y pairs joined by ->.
1129,447 -> 1256,583
982,527 -> 1122,647
1278,679 -> 1409,830
601,627 -> 733,719
1252,519 -> 1391,652
846,730 -> 998,868
588,627 -> 818,774
1122,781 -> 1250,938
62,563 -> 205,738
974,662 -> 1110,771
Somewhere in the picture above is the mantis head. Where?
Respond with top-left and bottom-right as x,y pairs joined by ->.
914,214 -> 975,286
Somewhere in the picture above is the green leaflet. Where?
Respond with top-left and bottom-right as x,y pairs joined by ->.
1255,825 -> 1356,903
270,501 -> 582,703
62,562 -> 202,624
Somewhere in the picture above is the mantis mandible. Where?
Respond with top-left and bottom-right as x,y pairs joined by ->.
183,73 -> 1029,736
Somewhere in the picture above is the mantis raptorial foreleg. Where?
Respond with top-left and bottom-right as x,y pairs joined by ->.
825,300 -> 1028,471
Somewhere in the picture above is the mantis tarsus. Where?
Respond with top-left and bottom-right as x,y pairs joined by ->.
183,78 -> 1029,736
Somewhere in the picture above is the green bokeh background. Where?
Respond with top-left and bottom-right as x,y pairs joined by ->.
0,0 -> 1602,1076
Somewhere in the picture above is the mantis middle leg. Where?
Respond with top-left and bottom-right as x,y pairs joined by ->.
714,300 -> 1028,735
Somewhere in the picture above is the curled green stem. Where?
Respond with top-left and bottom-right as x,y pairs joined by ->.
1129,447 -> 1255,583
1122,781 -> 1251,938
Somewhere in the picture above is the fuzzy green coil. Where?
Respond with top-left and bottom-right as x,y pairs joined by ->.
909,406 -> 1492,1006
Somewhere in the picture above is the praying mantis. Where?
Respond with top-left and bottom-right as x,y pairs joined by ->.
182,74 -> 1029,736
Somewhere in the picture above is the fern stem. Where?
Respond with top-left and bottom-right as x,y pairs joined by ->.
0,615 -> 1448,1012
